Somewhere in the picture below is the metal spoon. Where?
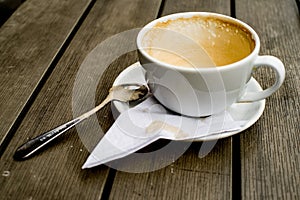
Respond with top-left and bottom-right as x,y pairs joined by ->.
13,83 -> 149,160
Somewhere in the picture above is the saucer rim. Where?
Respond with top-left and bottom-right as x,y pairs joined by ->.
112,62 -> 266,141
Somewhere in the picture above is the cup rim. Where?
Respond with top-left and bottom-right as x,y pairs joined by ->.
137,12 -> 260,72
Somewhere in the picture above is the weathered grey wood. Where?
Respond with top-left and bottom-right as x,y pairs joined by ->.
236,0 -> 300,199
0,0 -> 162,199
109,1 -> 233,200
109,140 -> 232,200
162,0 -> 231,15
0,0 -> 92,147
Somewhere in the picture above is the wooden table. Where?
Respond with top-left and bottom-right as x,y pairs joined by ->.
0,0 -> 299,199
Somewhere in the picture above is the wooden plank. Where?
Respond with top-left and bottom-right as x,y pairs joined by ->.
0,0 -> 93,148
162,0 -> 231,15
236,0 -> 300,199
109,141 -> 232,200
0,0 -> 162,199
109,1 -> 233,199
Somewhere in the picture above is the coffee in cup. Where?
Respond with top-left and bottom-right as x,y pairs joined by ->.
142,15 -> 255,68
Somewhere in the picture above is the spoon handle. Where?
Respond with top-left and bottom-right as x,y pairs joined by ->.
13,117 -> 83,160
13,96 -> 111,160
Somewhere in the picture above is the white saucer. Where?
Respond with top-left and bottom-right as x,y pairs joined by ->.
113,62 -> 265,141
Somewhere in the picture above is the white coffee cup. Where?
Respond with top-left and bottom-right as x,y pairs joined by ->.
137,12 -> 285,117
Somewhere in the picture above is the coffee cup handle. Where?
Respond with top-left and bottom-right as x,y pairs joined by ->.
238,55 -> 285,102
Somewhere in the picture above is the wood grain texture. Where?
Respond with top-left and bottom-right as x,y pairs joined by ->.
0,0 -> 162,199
109,140 -> 232,200
162,0 -> 231,15
0,0 -> 92,147
236,0 -> 300,199
108,1 -> 233,200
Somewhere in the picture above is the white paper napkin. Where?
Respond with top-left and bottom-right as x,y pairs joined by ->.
82,97 -> 246,169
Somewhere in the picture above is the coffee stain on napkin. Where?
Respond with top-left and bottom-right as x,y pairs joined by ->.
146,121 -> 188,139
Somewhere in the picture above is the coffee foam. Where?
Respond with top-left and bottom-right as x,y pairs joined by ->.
142,16 -> 255,67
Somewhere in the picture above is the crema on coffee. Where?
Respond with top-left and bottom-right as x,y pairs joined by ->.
142,16 -> 255,67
